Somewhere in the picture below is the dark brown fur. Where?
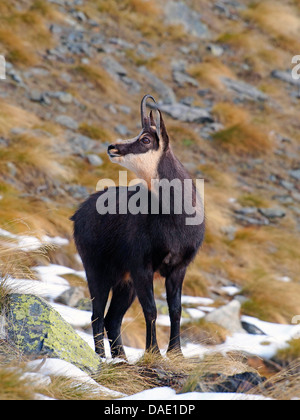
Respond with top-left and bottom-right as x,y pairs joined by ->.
71,96 -> 205,358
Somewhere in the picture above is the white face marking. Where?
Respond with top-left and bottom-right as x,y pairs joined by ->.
109,131 -> 164,188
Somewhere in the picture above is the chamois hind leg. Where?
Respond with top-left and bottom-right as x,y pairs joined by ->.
105,280 -> 136,358
86,267 -> 111,358
165,267 -> 186,355
132,268 -> 160,355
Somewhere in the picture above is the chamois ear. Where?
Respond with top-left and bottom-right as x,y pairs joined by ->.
157,109 -> 169,151
149,110 -> 155,127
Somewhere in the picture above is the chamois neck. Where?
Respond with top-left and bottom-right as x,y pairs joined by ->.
157,148 -> 192,182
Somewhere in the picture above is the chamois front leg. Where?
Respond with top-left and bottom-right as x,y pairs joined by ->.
86,267 -> 111,358
105,281 -> 136,359
132,269 -> 160,354
166,267 -> 186,355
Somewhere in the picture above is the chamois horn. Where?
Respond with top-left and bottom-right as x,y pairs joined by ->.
141,94 -> 160,136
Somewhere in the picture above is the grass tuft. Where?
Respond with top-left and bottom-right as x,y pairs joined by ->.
212,123 -> 270,156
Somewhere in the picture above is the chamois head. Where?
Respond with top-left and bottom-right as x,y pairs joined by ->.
107,95 -> 170,183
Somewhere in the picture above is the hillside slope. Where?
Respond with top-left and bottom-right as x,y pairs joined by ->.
0,0 -> 300,400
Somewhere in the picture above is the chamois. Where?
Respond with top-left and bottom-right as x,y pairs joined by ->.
71,95 -> 205,358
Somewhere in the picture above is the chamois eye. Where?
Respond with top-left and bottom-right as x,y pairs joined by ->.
141,137 -> 151,145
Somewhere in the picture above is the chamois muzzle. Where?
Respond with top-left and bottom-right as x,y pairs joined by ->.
107,144 -> 121,158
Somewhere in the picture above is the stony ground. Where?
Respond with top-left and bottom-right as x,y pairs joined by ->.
0,0 -> 300,400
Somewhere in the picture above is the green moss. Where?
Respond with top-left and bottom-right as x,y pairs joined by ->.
5,294 -> 100,374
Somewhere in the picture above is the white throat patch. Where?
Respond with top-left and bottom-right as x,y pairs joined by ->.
110,131 -> 163,188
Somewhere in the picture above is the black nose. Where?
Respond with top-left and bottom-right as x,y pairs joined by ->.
108,144 -> 116,152
108,144 -> 121,157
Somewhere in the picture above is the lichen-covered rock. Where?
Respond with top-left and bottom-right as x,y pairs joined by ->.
5,294 -> 100,374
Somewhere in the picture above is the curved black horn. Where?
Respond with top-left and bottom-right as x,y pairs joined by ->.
141,94 -> 157,128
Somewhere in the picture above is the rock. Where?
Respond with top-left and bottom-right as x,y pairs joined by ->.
55,115 -> 79,131
115,124 -> 131,137
206,44 -> 224,57
68,134 -> 96,153
139,67 -> 176,104
0,314 -> 5,339
159,103 -> 214,123
280,180 -> 295,191
205,300 -> 246,334
191,372 -> 266,394
86,154 -> 103,167
221,225 -> 238,241
109,38 -> 134,50
165,1 -> 210,39
258,208 -> 286,219
234,207 -> 258,216
6,162 -> 17,177
66,134 -> 107,156
72,10 -> 87,22
173,71 -> 199,88
180,96 -> 194,106
292,191 -> 300,202
241,321 -> 266,336
289,169 -> 300,181
75,298 -> 93,312
273,194 -> 294,205
47,91 -> 73,104
7,68 -> 23,84
118,105 -> 132,115
121,76 -> 141,94
102,56 -> 127,79
221,77 -> 268,101
50,24 -> 63,35
234,208 -> 270,226
55,287 -> 86,308
59,93 -> 73,104
271,70 -> 300,86
29,90 -> 44,103
4,294 -> 100,374
0,137 -> 8,147
64,184 -> 89,200
199,122 -> 225,139
234,214 -> 269,226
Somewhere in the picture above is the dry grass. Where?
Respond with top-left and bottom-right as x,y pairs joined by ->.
0,29 -> 37,67
123,0 -> 161,15
37,376 -> 107,401
73,64 -> 119,96
213,102 -> 249,127
0,131 -> 71,182
95,360 -> 154,396
188,58 -> 236,89
212,101 -> 272,156
242,276 -> 300,324
0,365 -> 36,400
0,1 -> 57,66
251,361 -> 300,400
244,2 -> 300,39
217,30 -> 285,76
276,340 -> 300,364
97,0 -> 163,38
0,102 -> 39,138
237,194 -> 269,208
243,1 -> 300,53
181,352 -> 257,393
181,318 -> 229,346
79,123 -> 114,142
212,123 -> 270,156
183,268 -> 209,297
